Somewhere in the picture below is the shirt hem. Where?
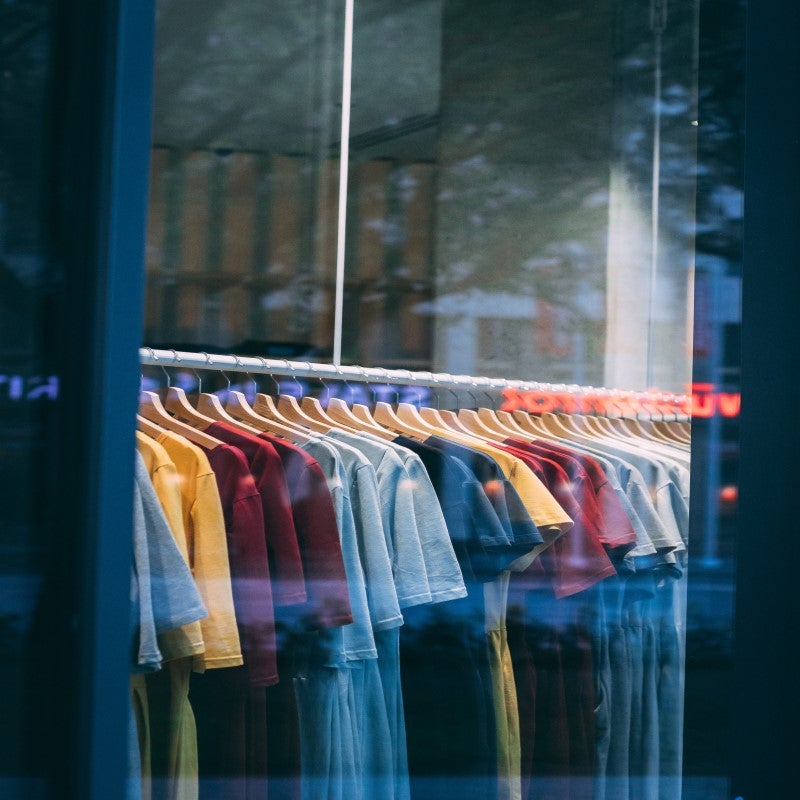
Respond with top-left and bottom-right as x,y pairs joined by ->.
554,564 -> 618,599
397,590 -> 434,608
428,585 -> 468,603
273,591 -> 309,606
199,654 -> 245,669
343,648 -> 379,661
249,673 -> 280,688
154,606 -> 209,634
372,613 -> 404,631
159,642 -> 206,662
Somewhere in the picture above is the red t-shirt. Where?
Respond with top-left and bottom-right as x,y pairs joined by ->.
498,442 -> 617,598
207,421 -> 307,606
260,434 -> 353,630
505,438 -> 637,557
202,442 -> 277,687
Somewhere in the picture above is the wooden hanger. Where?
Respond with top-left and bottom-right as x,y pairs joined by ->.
457,407 -> 505,441
229,390 -> 313,444
328,394 -> 384,433
217,365 -> 308,443
396,394 -> 442,435
415,379 -> 460,433
300,394 -> 340,428
494,409 -> 535,439
164,385 -> 216,428
434,407 -> 475,436
350,367 -> 428,440
511,410 -> 550,437
189,364 -> 262,435
325,370 -> 404,440
136,413 -> 165,439
373,399 -> 431,439
138,390 -> 221,449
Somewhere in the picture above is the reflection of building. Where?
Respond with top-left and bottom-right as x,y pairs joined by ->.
144,147 -> 438,367
423,289 -> 606,383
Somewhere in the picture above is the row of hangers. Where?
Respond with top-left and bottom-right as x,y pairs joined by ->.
137,356 -> 690,453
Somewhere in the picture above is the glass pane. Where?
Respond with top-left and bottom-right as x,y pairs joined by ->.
138,2 -> 745,800
0,1 -> 59,795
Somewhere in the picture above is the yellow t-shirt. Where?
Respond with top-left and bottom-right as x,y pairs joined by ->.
153,430 -> 243,670
136,433 -> 205,662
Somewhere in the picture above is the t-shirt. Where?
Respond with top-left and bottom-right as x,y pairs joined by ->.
540,428 -> 684,556
386,438 -> 468,604
319,438 -> 404,634
394,436 -> 527,580
326,428 -> 434,609
392,437 -> 508,793
260,433 -> 353,631
132,452 -> 208,672
498,443 -> 619,599
201,440 -> 278,687
136,433 -> 206,661
420,435 -> 543,556
206,421 -> 306,606
419,428 -> 573,541
154,432 -> 243,671
504,438 -> 637,554
302,438 -> 377,663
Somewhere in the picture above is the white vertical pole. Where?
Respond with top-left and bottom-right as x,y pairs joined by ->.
332,0 -> 355,366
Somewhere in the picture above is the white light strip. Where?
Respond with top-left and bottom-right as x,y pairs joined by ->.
332,0 -> 355,367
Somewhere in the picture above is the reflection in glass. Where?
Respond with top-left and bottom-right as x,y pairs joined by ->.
145,0 -> 345,358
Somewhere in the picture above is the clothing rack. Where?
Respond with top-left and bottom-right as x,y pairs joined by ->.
139,348 -> 691,421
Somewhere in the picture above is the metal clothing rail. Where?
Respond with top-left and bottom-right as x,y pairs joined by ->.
138,348 -> 689,409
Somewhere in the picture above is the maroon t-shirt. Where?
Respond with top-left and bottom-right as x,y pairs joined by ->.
207,421 -> 307,607
499,442 -> 617,598
505,438 -> 637,557
259,434 -> 353,630
202,442 -> 277,687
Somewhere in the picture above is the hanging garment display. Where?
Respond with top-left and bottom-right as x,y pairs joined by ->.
129,349 -> 690,800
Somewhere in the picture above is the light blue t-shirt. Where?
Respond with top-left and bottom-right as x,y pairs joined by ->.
302,438 -> 379,663
349,430 -> 468,605
132,452 -> 207,672
322,439 -> 404,633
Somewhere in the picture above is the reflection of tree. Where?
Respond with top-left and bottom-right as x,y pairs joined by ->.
0,1 -> 50,266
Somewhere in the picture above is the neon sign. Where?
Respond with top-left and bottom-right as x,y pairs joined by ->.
500,383 -> 740,419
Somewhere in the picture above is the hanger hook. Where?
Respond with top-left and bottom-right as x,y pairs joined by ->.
233,356 -> 255,397
156,348 -> 170,389
255,357 -> 272,395
399,369 -> 421,409
464,380 -> 478,410
334,364 -> 355,405
430,373 -> 440,410
483,381 -> 497,411
358,366 -> 376,406
199,351 -> 225,392
378,367 -> 399,405
442,374 -> 459,410
313,364 -> 331,404
284,359 -> 302,397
